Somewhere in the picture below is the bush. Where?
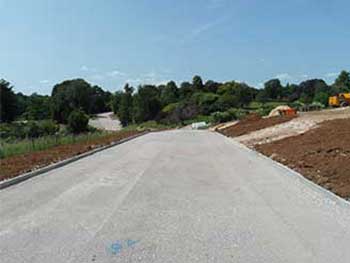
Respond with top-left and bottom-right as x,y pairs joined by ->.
40,120 -> 59,136
227,108 -> 247,120
25,121 -> 41,138
313,92 -> 329,107
162,103 -> 179,114
211,108 -> 248,124
211,111 -> 232,123
67,110 -> 89,134
255,105 -> 275,117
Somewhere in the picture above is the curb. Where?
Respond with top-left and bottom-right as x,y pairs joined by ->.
216,132 -> 350,208
0,132 -> 148,190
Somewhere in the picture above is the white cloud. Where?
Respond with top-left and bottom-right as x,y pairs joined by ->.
124,71 -> 170,86
325,72 -> 338,78
192,17 -> 227,37
107,70 -> 126,77
275,73 -> 292,80
80,65 -> 89,71
125,78 -> 142,85
39,80 -> 50,84
257,82 -> 264,89
91,74 -> 104,80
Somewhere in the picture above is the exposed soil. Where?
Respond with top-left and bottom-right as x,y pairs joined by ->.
0,130 -> 141,182
236,107 -> 350,147
256,119 -> 350,199
220,114 -> 296,137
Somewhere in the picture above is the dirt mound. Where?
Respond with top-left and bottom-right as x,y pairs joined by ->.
221,114 -> 295,137
256,119 -> 350,198
268,105 -> 293,117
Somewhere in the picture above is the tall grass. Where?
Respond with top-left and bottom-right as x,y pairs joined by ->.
0,132 -> 109,159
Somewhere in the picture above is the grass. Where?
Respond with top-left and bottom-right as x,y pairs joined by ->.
183,115 -> 214,125
0,132 -> 110,159
247,101 -> 288,110
122,121 -> 178,132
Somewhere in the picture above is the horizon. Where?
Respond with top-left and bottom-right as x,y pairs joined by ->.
1,0 -> 349,95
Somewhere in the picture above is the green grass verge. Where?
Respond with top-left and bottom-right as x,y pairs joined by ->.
0,132 -> 109,159
247,101 -> 288,110
122,121 -> 178,132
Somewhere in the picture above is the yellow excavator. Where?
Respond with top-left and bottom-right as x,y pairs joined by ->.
329,93 -> 350,107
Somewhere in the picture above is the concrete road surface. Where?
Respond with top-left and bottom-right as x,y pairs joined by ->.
1,130 -> 350,263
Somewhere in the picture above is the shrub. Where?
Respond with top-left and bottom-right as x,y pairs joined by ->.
211,108 -> 248,123
39,120 -> 59,136
162,103 -> 179,114
25,121 -> 42,138
313,92 -> 329,107
255,105 -> 275,117
211,110 -> 235,124
67,110 -> 89,134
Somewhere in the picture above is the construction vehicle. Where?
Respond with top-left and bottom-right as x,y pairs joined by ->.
329,93 -> 350,107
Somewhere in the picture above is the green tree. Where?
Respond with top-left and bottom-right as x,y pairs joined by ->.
88,85 -> 112,114
192,75 -> 204,90
40,120 -> 59,135
193,92 -> 219,114
179,81 -> 193,99
216,93 -> 239,111
263,79 -> 283,100
204,80 -> 220,93
133,85 -> 161,123
25,93 -> 51,120
51,79 -> 92,123
118,84 -> 134,126
313,92 -> 329,106
334,70 -> 350,92
25,121 -> 42,138
160,81 -> 179,106
51,79 -> 111,123
297,79 -> 329,102
0,79 -> 18,122
235,83 -> 256,106
112,91 -> 123,115
67,109 -> 89,134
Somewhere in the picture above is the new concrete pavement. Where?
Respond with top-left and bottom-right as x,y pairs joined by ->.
1,130 -> 350,262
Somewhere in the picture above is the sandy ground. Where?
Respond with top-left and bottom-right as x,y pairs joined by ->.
89,112 -> 122,131
236,107 -> 350,147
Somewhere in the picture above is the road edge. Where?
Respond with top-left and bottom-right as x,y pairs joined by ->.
216,132 -> 350,208
0,132 -> 148,190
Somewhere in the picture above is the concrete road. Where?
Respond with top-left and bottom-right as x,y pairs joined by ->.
1,130 -> 350,262
89,112 -> 121,131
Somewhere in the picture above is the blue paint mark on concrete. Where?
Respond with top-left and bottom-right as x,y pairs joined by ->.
109,239 -> 140,255
110,241 -> 123,255
127,239 -> 139,248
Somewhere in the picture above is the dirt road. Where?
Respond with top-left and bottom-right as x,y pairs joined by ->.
89,112 -> 121,131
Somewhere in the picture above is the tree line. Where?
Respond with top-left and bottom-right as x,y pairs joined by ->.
113,71 -> 350,126
1,71 -> 350,128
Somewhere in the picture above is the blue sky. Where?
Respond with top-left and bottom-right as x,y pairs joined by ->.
1,0 -> 349,95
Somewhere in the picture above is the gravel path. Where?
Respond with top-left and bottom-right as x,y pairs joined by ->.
89,112 -> 121,131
